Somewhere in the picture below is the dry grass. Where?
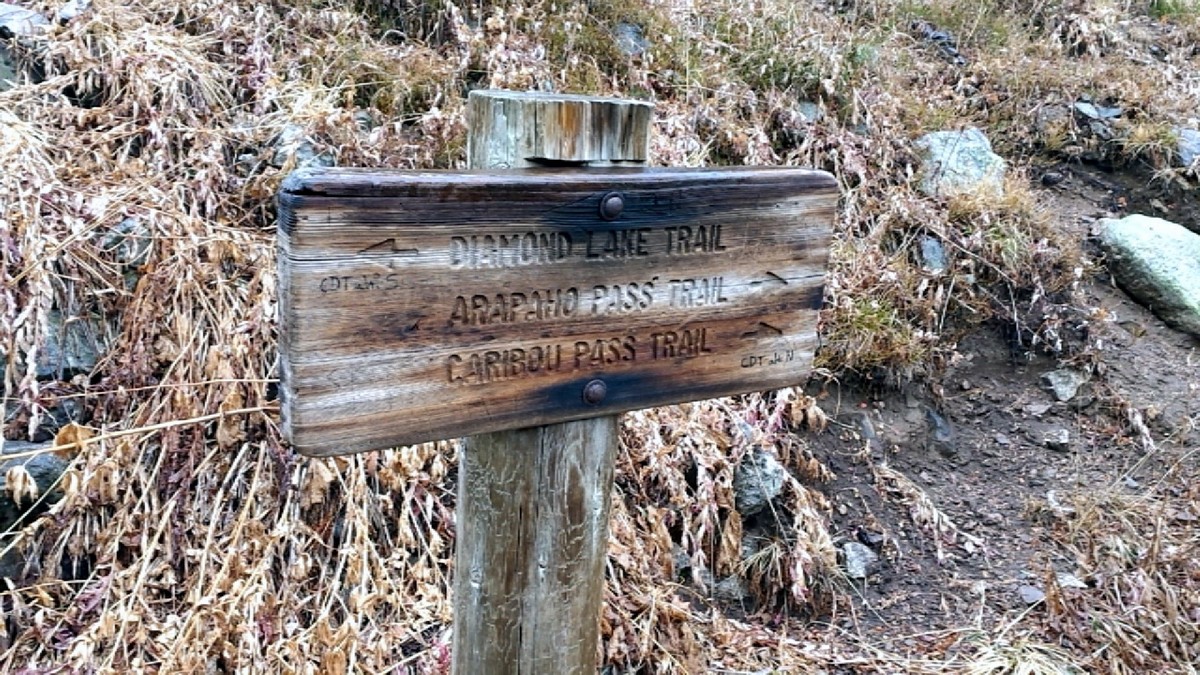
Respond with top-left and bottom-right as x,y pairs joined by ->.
1,0 -> 1198,671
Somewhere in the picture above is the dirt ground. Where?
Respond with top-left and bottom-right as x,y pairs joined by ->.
797,166 -> 1200,658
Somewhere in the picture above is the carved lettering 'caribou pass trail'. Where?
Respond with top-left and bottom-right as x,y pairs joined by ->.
448,224 -> 727,269
446,328 -> 712,386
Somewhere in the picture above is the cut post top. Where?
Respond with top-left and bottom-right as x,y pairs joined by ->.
468,89 -> 654,167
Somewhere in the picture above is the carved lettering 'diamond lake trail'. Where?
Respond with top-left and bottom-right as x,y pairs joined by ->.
277,167 -> 836,456
446,224 -> 728,269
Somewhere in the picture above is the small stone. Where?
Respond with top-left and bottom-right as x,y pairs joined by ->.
1042,369 -> 1090,402
1046,490 -> 1076,517
1024,402 -> 1053,417
56,0 -> 89,23
352,110 -> 375,132
0,3 -> 48,38
1074,101 -> 1122,120
733,447 -> 787,516
712,575 -> 753,604
796,101 -> 823,123
34,310 -> 112,380
915,127 -> 1007,198
960,379 -> 972,391
1041,170 -> 1065,187
613,22 -> 649,57
924,407 -> 955,457
0,441 -> 68,533
271,124 -> 335,169
1035,105 -> 1070,133
1056,572 -> 1087,590
982,512 -> 1003,526
1123,475 -> 1140,489
857,530 -> 885,547
993,432 -> 1011,446
99,217 -> 152,267
1177,128 -> 1200,168
1018,584 -> 1046,605
1172,509 -> 1199,523
0,45 -> 19,93
841,411 -> 876,441
843,542 -> 879,580
672,546 -> 692,580
1044,428 -> 1071,452
919,235 -> 948,272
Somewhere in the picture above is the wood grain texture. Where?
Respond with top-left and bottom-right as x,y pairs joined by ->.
451,90 -> 640,675
466,90 -> 652,168
276,168 -> 836,455
452,416 -> 618,674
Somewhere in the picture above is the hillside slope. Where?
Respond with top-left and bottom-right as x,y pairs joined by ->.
1,0 -> 1198,671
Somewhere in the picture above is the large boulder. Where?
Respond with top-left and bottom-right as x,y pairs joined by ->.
915,127 -> 1006,198
1099,215 -> 1200,337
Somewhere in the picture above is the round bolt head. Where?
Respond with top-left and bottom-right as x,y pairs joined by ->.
599,192 -> 624,221
583,379 -> 608,405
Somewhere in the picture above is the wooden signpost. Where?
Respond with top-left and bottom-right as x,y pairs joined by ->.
276,90 -> 837,673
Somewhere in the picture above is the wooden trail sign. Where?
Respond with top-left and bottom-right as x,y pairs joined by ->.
277,167 -> 837,457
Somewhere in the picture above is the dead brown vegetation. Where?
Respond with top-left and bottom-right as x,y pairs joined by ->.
1,0 -> 1198,671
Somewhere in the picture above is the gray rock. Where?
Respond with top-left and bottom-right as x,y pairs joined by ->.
1044,428 -> 1071,452
1018,584 -> 1046,605
796,101 -> 823,123
1177,127 -> 1200,169
99,217 -> 152,267
0,44 -> 18,91
0,3 -> 47,38
712,575 -> 753,604
1056,572 -> 1087,590
842,542 -> 879,579
925,407 -> 955,457
919,235 -> 948,272
0,441 -> 68,533
841,411 -> 876,442
56,0 -> 89,23
1074,101 -> 1122,121
915,127 -> 1006,198
34,310 -> 111,379
1041,170 -> 1065,187
1041,369 -> 1090,402
271,124 -> 335,169
1088,120 -> 1115,142
1035,105 -> 1070,133
733,447 -> 787,516
613,22 -> 649,57
672,545 -> 692,580
1099,215 -> 1200,337
1024,402 -> 1053,417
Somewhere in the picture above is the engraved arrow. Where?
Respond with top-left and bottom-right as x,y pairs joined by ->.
358,238 -> 419,256
740,321 -> 785,339
749,271 -> 789,288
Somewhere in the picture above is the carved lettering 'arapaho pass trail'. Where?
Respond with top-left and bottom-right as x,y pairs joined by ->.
277,167 -> 837,456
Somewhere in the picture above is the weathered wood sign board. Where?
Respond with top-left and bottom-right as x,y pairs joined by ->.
277,167 -> 837,456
